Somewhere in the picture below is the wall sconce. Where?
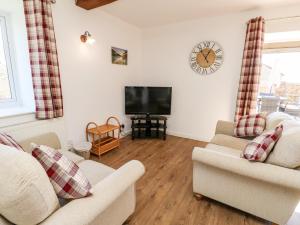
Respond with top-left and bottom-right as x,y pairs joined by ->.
80,31 -> 95,44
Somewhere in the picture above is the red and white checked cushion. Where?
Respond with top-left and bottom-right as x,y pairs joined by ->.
242,124 -> 283,162
0,133 -> 24,151
32,145 -> 92,199
234,113 -> 266,137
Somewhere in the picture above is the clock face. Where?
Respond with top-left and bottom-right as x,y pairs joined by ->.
190,41 -> 223,75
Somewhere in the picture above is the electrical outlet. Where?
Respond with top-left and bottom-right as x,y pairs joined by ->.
120,124 -> 125,130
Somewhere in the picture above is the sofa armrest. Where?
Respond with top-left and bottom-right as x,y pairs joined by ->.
192,147 -> 300,190
215,120 -> 235,136
41,160 -> 145,225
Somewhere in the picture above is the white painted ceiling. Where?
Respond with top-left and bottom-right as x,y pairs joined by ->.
101,0 -> 300,28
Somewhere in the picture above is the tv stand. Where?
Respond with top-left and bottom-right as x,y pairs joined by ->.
130,115 -> 167,140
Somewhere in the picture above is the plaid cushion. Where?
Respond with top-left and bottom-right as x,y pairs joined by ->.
234,113 -> 266,137
0,133 -> 24,151
242,124 -> 283,162
32,145 -> 92,199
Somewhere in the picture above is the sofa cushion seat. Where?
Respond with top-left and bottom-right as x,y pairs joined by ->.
58,149 -> 84,164
205,143 -> 241,158
78,160 -> 115,186
210,134 -> 249,151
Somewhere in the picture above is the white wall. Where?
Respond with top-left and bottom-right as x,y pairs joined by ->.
51,0 -> 142,142
2,118 -> 68,149
141,4 -> 300,141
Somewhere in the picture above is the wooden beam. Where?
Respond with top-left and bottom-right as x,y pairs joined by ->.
76,0 -> 117,10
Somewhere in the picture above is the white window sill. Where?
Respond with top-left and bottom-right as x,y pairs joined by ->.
0,107 -> 36,128
0,107 -> 34,118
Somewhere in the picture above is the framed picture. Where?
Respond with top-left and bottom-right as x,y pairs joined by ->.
111,47 -> 128,65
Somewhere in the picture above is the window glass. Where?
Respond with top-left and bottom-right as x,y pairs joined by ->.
258,33 -> 300,118
0,16 -> 14,101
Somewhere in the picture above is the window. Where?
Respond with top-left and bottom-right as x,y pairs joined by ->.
258,31 -> 300,118
0,15 -> 18,107
0,4 -> 35,123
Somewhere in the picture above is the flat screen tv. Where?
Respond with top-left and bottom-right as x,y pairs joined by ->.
125,86 -> 172,115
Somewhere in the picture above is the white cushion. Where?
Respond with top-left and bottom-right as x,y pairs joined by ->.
0,144 -> 59,225
279,119 -> 300,130
78,160 -> 115,186
267,127 -> 300,168
266,112 -> 293,130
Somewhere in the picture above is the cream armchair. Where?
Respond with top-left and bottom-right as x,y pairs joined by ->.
192,120 -> 300,225
41,160 -> 144,225
0,133 -> 145,225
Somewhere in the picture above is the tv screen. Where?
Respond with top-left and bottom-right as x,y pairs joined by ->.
125,86 -> 172,115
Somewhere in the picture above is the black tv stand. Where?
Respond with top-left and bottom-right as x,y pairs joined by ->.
130,115 -> 167,140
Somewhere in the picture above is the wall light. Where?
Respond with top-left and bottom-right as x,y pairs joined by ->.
80,31 -> 95,44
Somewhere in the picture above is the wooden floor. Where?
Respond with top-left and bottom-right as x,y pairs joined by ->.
93,135 -> 285,225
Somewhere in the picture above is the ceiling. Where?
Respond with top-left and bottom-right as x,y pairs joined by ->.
101,0 -> 300,28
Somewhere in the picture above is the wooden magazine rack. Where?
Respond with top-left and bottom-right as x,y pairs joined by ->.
86,116 -> 121,157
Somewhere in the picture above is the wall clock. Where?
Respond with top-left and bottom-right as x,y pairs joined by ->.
190,41 -> 223,75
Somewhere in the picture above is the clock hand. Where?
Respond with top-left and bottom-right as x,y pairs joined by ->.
200,50 -> 209,63
204,43 -> 215,61
204,49 -> 212,61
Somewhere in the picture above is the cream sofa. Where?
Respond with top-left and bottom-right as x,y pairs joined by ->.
0,132 -> 145,225
192,119 -> 300,225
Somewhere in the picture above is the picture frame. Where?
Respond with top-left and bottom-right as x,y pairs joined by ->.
111,47 -> 128,65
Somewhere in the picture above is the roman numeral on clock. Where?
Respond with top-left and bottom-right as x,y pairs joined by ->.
203,41 -> 210,48
214,62 -> 221,68
197,44 -> 203,51
216,55 -> 223,60
215,48 -> 222,54
191,61 -> 197,68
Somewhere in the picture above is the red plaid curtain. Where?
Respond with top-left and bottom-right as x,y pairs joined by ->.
23,0 -> 63,119
234,17 -> 265,121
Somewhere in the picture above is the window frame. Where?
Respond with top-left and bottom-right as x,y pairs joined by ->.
258,32 -> 300,116
263,44 -> 300,55
0,13 -> 19,108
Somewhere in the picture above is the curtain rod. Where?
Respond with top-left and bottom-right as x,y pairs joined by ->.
266,15 -> 300,22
